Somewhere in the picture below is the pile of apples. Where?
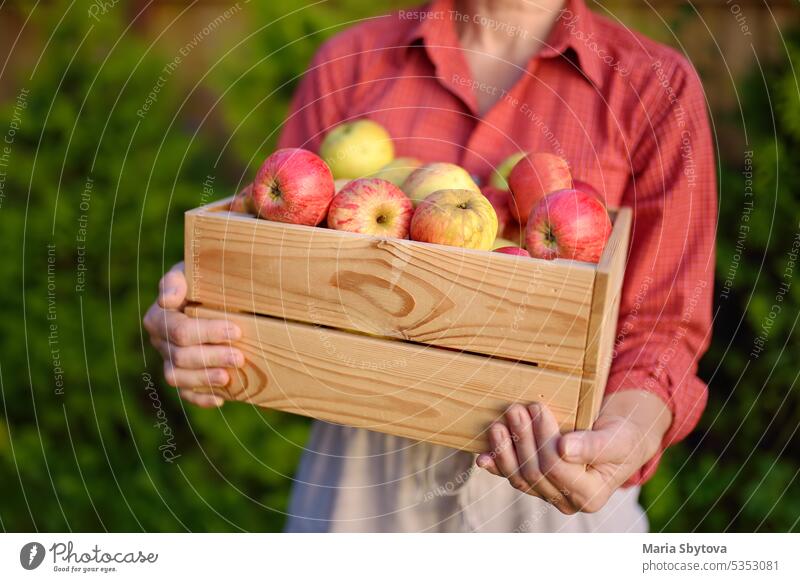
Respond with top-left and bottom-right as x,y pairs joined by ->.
233,119 -> 612,263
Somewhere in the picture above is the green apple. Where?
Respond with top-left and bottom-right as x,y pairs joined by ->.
490,151 -> 527,190
370,157 -> 423,186
319,119 -> 395,179
401,162 -> 480,206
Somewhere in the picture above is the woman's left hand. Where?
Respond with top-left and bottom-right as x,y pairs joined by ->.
476,391 -> 671,514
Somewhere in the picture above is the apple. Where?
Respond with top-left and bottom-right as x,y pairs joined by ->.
319,119 -> 394,179
526,188 -> 612,263
370,157 -> 423,186
490,151 -> 526,190
501,220 -> 525,247
491,237 -> 516,250
573,179 -> 605,204
327,178 -> 413,238
508,153 -> 572,225
402,163 -> 480,206
481,185 -> 513,234
251,148 -> 335,225
410,189 -> 498,250
230,184 -> 253,214
494,246 -> 530,257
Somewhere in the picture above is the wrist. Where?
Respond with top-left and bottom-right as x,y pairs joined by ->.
599,389 -> 672,464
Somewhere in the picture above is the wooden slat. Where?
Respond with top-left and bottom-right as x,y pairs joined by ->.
185,201 -> 595,371
188,305 -> 583,451
574,207 -> 632,429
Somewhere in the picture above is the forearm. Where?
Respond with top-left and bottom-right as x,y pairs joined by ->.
599,389 -> 672,466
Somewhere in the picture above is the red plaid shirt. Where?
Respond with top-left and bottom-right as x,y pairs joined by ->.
277,0 -> 716,484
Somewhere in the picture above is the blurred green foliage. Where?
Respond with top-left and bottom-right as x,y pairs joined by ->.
1,0 -> 797,532
640,34 -> 800,532
0,1 -> 319,531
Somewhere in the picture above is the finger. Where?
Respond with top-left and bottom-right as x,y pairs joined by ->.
505,404 -> 538,476
532,403 -> 599,512
559,425 -> 634,466
179,389 -> 226,408
145,307 -> 183,342
163,344 -> 245,370
154,310 -> 241,347
476,454 -> 500,476
163,363 -> 230,389
487,423 -> 531,492
530,403 -> 563,473
504,404 -> 568,503
158,262 -> 187,309
476,455 -> 546,500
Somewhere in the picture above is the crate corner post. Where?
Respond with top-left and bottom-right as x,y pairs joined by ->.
574,207 -> 632,431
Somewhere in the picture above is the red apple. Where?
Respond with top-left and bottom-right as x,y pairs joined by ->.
494,246 -> 530,257
327,178 -> 413,238
508,153 -> 572,225
481,185 -> 512,234
502,220 -> 526,248
573,179 -> 605,205
251,148 -> 334,225
526,189 -> 612,263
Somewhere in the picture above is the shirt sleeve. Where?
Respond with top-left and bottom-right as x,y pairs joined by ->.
276,35 -> 358,151
605,58 -> 717,485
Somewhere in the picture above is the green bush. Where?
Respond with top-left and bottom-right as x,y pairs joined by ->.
0,2 -> 311,531
641,34 -> 800,532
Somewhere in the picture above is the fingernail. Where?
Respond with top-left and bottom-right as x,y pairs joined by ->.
165,287 -> 177,297
476,455 -> 489,468
509,407 -> 523,426
228,352 -> 244,367
212,371 -> 228,386
530,403 -> 541,419
225,325 -> 241,340
563,437 -> 581,458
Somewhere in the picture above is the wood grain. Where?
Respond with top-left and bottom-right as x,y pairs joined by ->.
574,207 -> 632,429
186,202 -> 595,372
188,305 -> 583,451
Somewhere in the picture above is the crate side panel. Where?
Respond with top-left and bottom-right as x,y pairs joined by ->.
189,306 -> 582,452
188,212 -> 595,371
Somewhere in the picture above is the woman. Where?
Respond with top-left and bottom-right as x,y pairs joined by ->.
143,0 -> 715,532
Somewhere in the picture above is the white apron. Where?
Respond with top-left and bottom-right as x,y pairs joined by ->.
285,421 -> 649,532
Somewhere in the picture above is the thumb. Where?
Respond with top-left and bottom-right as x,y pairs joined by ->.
158,262 -> 187,310
558,424 -> 633,465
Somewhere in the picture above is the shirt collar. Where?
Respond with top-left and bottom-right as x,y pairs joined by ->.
400,0 -> 604,87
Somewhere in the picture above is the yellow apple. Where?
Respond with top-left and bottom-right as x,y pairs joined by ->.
491,237 -> 516,250
401,162 -> 480,206
370,157 -> 423,186
410,189 -> 498,250
490,151 -> 526,190
319,119 -> 394,179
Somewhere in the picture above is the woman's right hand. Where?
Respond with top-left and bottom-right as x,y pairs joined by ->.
142,262 -> 244,408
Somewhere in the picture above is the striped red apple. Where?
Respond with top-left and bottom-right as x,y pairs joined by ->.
508,153 -> 572,226
327,178 -> 413,238
251,148 -> 335,225
526,189 -> 611,264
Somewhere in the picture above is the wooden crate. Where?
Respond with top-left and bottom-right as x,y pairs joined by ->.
185,196 -> 631,452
